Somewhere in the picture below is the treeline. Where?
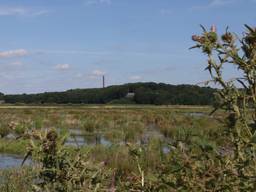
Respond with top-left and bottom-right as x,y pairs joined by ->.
1,82 -> 216,105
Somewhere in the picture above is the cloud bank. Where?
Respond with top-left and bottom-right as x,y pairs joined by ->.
0,6 -> 49,16
0,49 -> 28,58
191,0 -> 237,10
55,64 -> 70,70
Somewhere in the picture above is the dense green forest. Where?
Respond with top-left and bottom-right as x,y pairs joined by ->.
1,82 -> 216,105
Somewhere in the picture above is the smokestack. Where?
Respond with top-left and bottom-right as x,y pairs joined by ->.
103,75 -> 105,88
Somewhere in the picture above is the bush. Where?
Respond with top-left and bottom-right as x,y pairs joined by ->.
0,121 -> 10,138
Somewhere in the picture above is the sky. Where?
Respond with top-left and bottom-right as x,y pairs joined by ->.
0,0 -> 255,94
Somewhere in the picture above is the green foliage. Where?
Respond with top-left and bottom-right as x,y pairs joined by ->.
0,120 -> 10,138
3,24 -> 256,190
0,92 -> 4,100
24,129 -> 110,192
0,139 -> 28,154
0,103 -> 250,191
191,25 -> 256,191
80,118 -> 100,133
3,83 -> 216,105
0,168 -> 35,192
108,98 -> 135,105
14,121 -> 28,135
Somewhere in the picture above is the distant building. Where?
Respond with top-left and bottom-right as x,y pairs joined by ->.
0,100 -> 5,104
126,92 -> 135,99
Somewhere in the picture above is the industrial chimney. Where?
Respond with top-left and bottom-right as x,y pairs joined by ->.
102,75 -> 105,88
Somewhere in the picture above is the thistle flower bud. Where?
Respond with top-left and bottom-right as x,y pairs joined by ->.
221,32 -> 233,43
192,35 -> 200,42
207,32 -> 218,43
245,35 -> 256,46
46,130 -> 58,141
192,35 -> 205,44
211,25 -> 217,32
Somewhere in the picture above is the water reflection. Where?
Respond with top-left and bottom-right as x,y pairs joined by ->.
0,154 -> 31,169
66,129 -> 112,147
185,112 -> 206,117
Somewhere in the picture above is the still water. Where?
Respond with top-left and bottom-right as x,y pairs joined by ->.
0,154 -> 31,169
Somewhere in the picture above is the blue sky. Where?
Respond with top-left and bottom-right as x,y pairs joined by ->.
0,0 -> 255,94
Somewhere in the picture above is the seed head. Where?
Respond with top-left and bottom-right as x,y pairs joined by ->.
211,25 -> 217,32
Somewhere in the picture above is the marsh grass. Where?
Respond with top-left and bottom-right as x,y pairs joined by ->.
0,167 -> 35,191
0,139 -> 29,154
0,106 -> 230,191
0,119 -> 10,138
0,106 -> 225,154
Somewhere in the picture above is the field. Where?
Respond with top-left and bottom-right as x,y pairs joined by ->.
0,105 -> 232,191
0,105 -> 221,154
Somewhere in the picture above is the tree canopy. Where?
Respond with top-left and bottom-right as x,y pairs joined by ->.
2,82 -> 216,105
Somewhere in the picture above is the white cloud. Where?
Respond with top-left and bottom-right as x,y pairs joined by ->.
33,49 -> 169,57
34,49 -> 111,56
191,0 -> 236,10
31,10 -> 49,16
92,69 -> 106,76
0,49 -> 28,58
100,0 -> 112,3
129,75 -> 142,81
88,70 -> 106,79
9,61 -> 23,66
55,64 -> 70,70
85,0 -> 112,5
0,6 -> 49,17
210,0 -> 234,6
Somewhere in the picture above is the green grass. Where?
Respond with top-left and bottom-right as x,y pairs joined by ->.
0,105 -> 226,155
0,139 -> 28,155
0,105 -> 234,191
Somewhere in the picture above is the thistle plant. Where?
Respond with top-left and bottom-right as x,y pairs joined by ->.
192,25 -> 256,190
23,129 -> 109,192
